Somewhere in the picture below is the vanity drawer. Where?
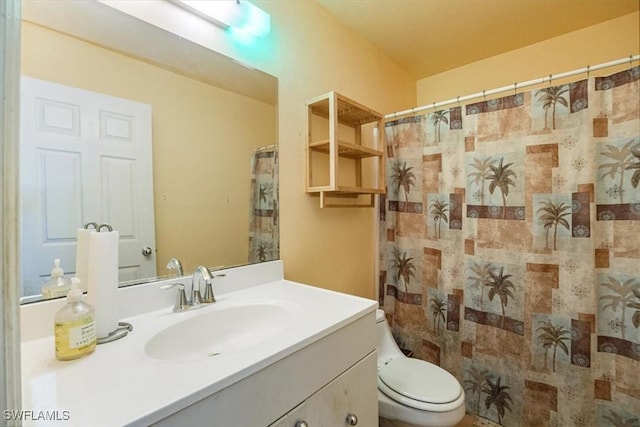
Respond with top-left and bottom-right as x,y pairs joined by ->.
270,351 -> 378,427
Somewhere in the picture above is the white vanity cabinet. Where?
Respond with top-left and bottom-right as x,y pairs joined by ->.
21,264 -> 379,427
151,310 -> 378,427
270,352 -> 377,427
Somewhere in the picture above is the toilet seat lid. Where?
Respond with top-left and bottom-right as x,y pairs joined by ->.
378,358 -> 462,405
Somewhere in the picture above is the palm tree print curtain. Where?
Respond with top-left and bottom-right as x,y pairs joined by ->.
379,66 -> 640,426
248,148 -> 279,263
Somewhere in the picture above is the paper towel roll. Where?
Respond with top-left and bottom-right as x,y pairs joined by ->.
86,230 -> 120,339
75,228 -> 94,292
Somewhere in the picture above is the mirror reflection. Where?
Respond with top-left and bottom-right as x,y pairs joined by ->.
20,1 -> 279,303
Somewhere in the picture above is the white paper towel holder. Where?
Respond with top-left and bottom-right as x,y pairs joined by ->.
97,321 -> 133,344
87,222 -> 134,344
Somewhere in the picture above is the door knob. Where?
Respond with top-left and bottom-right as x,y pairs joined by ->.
141,246 -> 153,256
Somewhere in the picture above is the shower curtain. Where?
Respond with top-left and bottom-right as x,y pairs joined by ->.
248,148 -> 279,263
379,66 -> 639,426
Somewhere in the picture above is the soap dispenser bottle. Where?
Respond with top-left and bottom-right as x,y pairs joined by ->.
42,258 -> 72,299
54,278 -> 97,361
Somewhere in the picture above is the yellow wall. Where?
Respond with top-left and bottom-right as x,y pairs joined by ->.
21,22 -> 277,276
416,12 -> 640,106
262,7 -> 638,298
189,0 -> 416,298
22,2 -> 418,300
21,4 -> 639,302
254,2 -> 416,298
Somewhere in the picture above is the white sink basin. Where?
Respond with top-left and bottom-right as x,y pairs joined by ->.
145,301 -> 295,361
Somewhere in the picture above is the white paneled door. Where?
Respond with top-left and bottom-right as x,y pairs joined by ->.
20,76 -> 156,297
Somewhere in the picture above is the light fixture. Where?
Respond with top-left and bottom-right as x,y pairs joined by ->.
173,0 -> 270,39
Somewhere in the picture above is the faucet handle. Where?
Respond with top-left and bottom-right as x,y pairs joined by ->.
160,283 -> 189,312
202,273 -> 225,304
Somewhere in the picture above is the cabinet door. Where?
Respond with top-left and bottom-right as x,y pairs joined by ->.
305,352 -> 378,427
269,352 -> 377,427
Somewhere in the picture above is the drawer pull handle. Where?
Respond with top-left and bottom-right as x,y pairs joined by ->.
346,413 -> 358,426
295,421 -> 309,427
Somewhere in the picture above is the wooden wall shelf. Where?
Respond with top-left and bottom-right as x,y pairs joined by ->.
305,91 -> 385,208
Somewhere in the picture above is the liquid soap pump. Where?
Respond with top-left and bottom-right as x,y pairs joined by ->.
42,258 -> 72,299
54,278 -> 97,361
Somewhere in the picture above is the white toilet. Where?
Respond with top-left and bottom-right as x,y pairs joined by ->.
376,309 -> 466,427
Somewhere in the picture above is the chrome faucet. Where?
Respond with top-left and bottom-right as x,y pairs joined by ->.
190,266 -> 205,306
192,265 -> 225,304
166,257 -> 184,276
161,266 -> 225,312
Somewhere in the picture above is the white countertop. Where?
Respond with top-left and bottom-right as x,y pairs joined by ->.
21,273 -> 377,427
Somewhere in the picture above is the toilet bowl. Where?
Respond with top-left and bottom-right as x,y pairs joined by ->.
376,309 -> 466,427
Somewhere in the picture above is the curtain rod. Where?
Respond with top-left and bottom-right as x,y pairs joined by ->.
386,54 -> 640,119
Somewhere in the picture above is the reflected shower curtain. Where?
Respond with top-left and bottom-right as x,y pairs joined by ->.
248,148 -> 279,263
379,66 -> 639,426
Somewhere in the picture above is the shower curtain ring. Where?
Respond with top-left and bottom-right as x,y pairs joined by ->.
586,65 -> 590,79
514,82 -> 518,95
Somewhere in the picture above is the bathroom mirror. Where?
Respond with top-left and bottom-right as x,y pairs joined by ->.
19,1 -> 279,302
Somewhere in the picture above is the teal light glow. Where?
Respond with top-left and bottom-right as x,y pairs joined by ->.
175,0 -> 270,46
227,0 -> 270,43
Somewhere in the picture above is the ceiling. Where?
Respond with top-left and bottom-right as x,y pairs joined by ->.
316,0 -> 639,80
